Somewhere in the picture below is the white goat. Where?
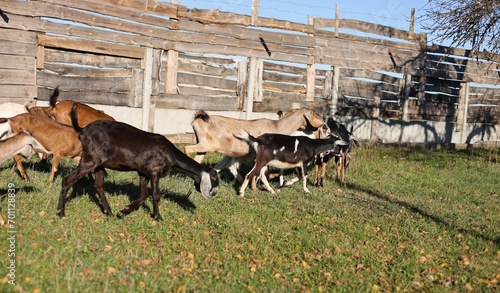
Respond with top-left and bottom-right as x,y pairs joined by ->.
0,133 -> 49,178
0,103 -> 28,139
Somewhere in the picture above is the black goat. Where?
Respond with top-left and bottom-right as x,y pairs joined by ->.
57,107 -> 219,220
235,132 -> 347,197
313,118 -> 358,187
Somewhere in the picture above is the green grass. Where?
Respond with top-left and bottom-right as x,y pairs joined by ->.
0,146 -> 499,292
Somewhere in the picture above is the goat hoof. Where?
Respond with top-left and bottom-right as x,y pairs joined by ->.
116,211 -> 125,219
153,214 -> 163,221
56,210 -> 65,218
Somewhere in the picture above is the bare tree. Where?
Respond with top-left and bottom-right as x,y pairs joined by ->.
422,0 -> 500,56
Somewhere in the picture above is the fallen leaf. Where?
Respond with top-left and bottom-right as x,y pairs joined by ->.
107,267 -> 116,274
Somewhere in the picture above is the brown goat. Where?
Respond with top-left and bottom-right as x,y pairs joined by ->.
49,87 -> 115,127
0,113 -> 82,182
28,106 -> 52,118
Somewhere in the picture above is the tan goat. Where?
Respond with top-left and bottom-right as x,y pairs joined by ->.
0,113 -> 82,182
0,132 -> 50,181
49,87 -> 115,127
185,108 -> 324,162
184,108 -> 324,182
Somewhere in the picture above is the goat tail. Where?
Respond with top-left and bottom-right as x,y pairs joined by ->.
233,131 -> 258,151
0,118 -> 8,124
49,86 -> 60,107
70,105 -> 83,133
193,110 -> 210,122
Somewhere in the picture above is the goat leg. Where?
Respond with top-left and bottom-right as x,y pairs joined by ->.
239,162 -> 266,197
13,155 -> 30,182
94,168 -> 113,216
320,161 -> 327,187
117,175 -> 149,219
150,176 -> 163,221
259,166 -> 276,194
49,155 -> 62,183
300,164 -> 310,193
313,163 -> 319,187
58,163 -> 95,217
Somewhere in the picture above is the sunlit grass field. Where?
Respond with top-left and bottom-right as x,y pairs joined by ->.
0,145 -> 499,292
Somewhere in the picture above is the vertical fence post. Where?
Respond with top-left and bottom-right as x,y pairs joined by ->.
148,49 -> 162,132
254,59 -> 263,102
371,96 -> 380,141
456,82 -> 470,135
165,49 -> 178,95
237,60 -> 248,110
306,16 -> 315,102
401,73 -> 412,121
330,66 -> 340,117
246,57 -> 257,119
141,47 -> 153,131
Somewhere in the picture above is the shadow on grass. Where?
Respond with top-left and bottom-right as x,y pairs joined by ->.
62,173 -> 197,219
346,182 -> 500,248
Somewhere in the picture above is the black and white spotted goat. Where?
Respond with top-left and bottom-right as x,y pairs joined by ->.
313,118 -> 359,187
235,132 -> 348,197
57,107 -> 219,221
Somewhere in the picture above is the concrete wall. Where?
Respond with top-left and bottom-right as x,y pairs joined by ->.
45,101 -> 499,147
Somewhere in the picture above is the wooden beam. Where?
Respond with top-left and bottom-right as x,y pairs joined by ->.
246,57 -> 257,119
401,74 -> 412,121
37,34 -> 144,59
165,50 -> 178,94
306,16 -> 315,102
141,47 -> 153,131
251,0 -> 260,26
456,82 -> 470,132
330,66 -> 340,116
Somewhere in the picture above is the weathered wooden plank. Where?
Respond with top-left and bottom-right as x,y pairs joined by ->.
317,46 -> 419,71
427,44 -> 500,63
0,28 -> 36,44
315,18 -> 424,43
178,60 -> 238,77
179,53 -> 237,65
80,0 -> 178,17
339,68 -> 402,85
177,86 -> 236,98
37,71 -> 131,92
174,42 -> 313,64
0,85 -> 37,99
38,35 -> 144,59
253,94 -> 328,113
263,62 -> 306,75
44,63 -> 133,77
44,48 -> 141,68
36,87 -> 130,106
0,40 -> 36,56
263,81 -> 305,94
175,17 -> 313,48
262,71 -> 305,85
0,69 -> 36,85
177,72 -> 237,90
0,55 -> 35,70
1,1 -> 176,50
156,94 -> 240,111
172,27 -> 313,57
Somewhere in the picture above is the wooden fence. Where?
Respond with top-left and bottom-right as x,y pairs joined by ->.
0,0 -> 499,137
